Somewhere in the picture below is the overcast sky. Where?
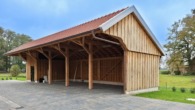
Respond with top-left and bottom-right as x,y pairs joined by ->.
0,0 -> 195,45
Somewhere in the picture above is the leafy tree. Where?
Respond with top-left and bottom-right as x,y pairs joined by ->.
10,64 -> 21,77
165,9 -> 195,72
0,27 -> 32,72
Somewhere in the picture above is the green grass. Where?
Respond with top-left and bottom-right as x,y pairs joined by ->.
136,88 -> 195,104
136,74 -> 195,104
160,74 -> 195,88
0,73 -> 26,81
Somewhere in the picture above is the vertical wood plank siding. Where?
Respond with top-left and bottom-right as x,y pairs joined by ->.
26,58 -> 65,81
70,57 -> 123,83
26,57 -> 123,83
125,51 -> 160,91
104,13 -> 162,91
105,14 -> 161,56
26,55 -> 34,80
37,60 -> 65,81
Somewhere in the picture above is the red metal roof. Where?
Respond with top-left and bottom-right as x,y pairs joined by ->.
6,7 -> 127,55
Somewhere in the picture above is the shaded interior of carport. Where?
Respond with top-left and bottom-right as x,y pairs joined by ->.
23,32 -> 125,90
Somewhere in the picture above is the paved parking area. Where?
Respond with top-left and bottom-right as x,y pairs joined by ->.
0,80 -> 195,110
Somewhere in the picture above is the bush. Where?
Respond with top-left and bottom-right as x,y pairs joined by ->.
174,71 -> 181,75
6,77 -> 8,80
172,87 -> 176,92
1,78 -> 4,80
10,64 -> 21,77
190,88 -> 195,94
9,77 -> 12,80
180,88 -> 186,93
184,72 -> 195,75
160,70 -> 171,75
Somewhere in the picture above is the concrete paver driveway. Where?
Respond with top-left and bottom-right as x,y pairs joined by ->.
0,81 -> 195,110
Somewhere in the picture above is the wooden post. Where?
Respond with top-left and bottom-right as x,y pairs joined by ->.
80,60 -> 82,81
65,47 -> 69,87
97,60 -> 100,80
34,59 -> 38,83
88,43 -> 93,89
48,51 -> 52,84
123,51 -> 128,93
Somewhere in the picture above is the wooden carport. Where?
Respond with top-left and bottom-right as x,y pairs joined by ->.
6,6 -> 164,94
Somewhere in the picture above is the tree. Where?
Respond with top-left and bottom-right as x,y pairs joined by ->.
10,64 -> 21,77
165,9 -> 195,72
0,27 -> 32,72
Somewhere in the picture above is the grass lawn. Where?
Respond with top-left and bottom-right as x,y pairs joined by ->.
160,74 -> 195,88
136,74 -> 195,104
0,73 -> 26,81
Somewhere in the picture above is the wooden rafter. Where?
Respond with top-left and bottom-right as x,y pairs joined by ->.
51,44 -> 66,57
71,37 -> 90,54
36,48 -> 49,59
19,53 -> 27,61
26,51 -> 36,61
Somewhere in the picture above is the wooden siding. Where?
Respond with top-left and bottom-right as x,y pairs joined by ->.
70,57 -> 123,83
26,55 -> 34,80
26,57 -> 122,83
105,14 -> 161,56
124,51 -> 160,91
26,58 -> 65,81
37,60 -> 65,81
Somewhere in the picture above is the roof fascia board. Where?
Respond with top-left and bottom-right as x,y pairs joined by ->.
99,7 -> 134,31
100,6 -> 165,55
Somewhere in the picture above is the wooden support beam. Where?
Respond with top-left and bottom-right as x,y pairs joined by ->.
26,51 -> 35,61
65,47 -> 69,87
51,44 -> 70,87
19,53 -> 27,61
72,40 -> 83,47
93,37 -> 120,45
88,43 -> 93,89
36,48 -> 49,59
51,44 -> 67,57
123,51 -> 128,93
97,60 -> 100,81
48,51 -> 52,84
80,60 -> 82,81
94,37 -> 120,45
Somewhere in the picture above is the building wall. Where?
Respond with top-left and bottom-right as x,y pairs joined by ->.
26,56 -> 122,84
105,13 -> 162,93
36,59 -> 65,81
70,57 -> 123,83
26,56 -> 65,82
124,51 -> 160,92
26,55 -> 37,81
104,13 -> 161,56
26,56 -> 31,81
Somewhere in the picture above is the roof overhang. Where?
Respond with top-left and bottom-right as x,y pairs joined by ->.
5,28 -> 102,56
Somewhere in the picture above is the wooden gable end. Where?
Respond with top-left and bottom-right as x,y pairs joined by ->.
104,14 -> 161,56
